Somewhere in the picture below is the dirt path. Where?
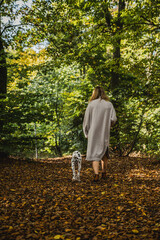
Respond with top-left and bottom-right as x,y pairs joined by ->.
0,156 -> 159,239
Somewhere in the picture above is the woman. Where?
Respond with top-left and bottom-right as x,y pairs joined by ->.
83,86 -> 117,182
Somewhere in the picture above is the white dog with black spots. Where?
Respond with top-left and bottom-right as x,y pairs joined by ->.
71,151 -> 82,181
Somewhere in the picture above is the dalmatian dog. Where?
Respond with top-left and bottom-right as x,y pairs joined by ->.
71,151 -> 82,181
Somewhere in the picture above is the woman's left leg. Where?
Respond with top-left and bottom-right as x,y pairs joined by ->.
92,161 -> 99,182
92,161 -> 99,174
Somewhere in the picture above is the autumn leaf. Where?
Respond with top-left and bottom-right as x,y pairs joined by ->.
54,235 -> 64,239
0,156 -> 159,240
132,229 -> 139,234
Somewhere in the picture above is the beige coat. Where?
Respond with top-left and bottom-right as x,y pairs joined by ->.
83,98 -> 117,161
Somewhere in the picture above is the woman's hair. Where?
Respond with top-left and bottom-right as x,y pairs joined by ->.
89,86 -> 109,102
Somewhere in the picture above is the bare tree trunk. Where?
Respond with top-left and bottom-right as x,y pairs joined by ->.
34,123 -> 38,159
54,85 -> 62,157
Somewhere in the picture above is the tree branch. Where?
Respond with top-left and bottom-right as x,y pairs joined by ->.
1,23 -> 33,34
140,15 -> 159,27
126,113 -> 144,156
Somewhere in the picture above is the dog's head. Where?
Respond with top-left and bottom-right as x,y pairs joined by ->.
72,151 -> 81,160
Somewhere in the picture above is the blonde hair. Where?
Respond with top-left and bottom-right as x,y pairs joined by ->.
89,86 -> 109,102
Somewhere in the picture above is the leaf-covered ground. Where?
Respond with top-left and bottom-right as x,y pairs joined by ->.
0,156 -> 160,240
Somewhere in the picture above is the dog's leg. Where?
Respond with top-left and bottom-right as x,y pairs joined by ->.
71,159 -> 76,180
77,158 -> 82,181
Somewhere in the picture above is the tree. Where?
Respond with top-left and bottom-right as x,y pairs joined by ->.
1,0 -> 159,158
1,46 -> 92,157
14,0 -> 159,157
0,0 -> 23,95
0,0 -> 24,137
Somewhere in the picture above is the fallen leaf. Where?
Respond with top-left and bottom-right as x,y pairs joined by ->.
132,229 -> 139,233
54,235 -> 64,239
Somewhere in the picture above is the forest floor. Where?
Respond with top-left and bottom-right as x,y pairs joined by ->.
0,156 -> 160,240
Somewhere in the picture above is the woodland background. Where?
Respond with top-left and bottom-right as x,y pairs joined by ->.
0,1 -> 160,240
0,0 -> 159,159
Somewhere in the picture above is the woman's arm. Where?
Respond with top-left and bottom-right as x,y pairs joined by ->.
111,104 -> 117,126
83,105 -> 90,138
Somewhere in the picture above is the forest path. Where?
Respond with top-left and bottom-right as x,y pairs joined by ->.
0,156 -> 159,240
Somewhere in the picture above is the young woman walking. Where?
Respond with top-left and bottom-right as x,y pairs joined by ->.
83,86 -> 117,182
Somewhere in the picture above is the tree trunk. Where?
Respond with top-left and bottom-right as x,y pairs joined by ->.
0,37 -> 7,135
0,0 -> 7,156
111,0 -> 125,156
111,39 -> 121,90
111,0 -> 125,90
0,37 -> 7,95
0,37 -> 7,155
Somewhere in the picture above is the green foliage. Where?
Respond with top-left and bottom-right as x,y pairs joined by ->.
0,58 -> 93,157
0,0 -> 159,158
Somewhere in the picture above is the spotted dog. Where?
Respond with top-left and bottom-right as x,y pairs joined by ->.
71,151 -> 82,181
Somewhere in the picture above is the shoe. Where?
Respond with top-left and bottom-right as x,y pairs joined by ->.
93,174 -> 99,182
101,172 -> 107,180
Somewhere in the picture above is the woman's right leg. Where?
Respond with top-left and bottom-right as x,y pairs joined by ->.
101,153 -> 108,180
101,147 -> 109,173
101,155 -> 108,173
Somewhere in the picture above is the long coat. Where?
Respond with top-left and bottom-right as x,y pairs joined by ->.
83,98 -> 117,161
